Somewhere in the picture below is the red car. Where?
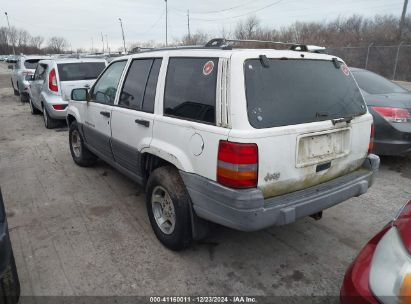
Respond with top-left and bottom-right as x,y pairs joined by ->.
341,199 -> 411,304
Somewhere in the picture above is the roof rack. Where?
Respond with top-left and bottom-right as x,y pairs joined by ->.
205,38 -> 308,51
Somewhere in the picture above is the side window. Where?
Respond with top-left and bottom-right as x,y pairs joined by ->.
34,64 -> 47,81
119,58 -> 162,113
91,60 -> 127,105
164,58 -> 218,124
143,59 -> 162,113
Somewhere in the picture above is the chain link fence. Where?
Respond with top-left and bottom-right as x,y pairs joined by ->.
327,44 -> 411,82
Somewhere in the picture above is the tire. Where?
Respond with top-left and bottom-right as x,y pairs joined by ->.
69,121 -> 98,167
11,80 -> 19,96
20,93 -> 28,103
0,249 -> 21,304
42,106 -> 60,129
29,97 -> 41,115
146,166 -> 193,251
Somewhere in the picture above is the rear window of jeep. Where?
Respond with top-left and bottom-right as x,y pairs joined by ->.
244,59 -> 367,129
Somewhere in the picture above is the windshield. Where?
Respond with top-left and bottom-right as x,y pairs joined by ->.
57,62 -> 106,81
352,70 -> 407,94
244,59 -> 367,129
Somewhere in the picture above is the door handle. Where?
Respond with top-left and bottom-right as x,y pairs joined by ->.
135,119 -> 150,127
100,111 -> 110,118
84,84 -> 90,89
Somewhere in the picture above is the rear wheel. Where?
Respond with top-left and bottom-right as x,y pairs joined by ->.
146,166 -> 193,251
19,93 -> 28,103
11,80 -> 19,96
69,121 -> 98,167
29,97 -> 41,115
0,249 -> 20,304
42,106 -> 60,129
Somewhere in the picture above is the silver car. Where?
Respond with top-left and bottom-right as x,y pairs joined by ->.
27,58 -> 107,129
9,55 -> 51,102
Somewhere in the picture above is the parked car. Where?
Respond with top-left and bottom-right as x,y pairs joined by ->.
0,188 -> 20,304
67,43 -> 379,250
341,199 -> 411,304
351,67 -> 411,156
27,58 -> 107,129
9,55 -> 51,102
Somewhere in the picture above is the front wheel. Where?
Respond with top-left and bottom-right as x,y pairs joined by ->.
69,121 -> 98,167
146,166 -> 193,251
0,249 -> 20,304
11,80 -> 19,96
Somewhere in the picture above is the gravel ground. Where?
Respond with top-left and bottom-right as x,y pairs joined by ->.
0,62 -> 410,300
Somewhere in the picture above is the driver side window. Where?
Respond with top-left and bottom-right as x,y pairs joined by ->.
91,60 -> 127,105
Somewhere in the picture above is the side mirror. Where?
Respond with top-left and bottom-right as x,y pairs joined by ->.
8,65 -> 14,70
25,75 -> 34,81
71,88 -> 88,101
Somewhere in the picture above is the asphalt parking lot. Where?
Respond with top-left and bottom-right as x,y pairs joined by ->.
0,62 -> 410,300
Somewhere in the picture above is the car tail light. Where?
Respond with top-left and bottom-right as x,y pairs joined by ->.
48,68 -> 58,92
217,141 -> 258,189
52,104 -> 67,110
368,124 -> 375,154
372,106 -> 410,123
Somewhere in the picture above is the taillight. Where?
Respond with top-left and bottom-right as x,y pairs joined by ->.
372,106 -> 410,123
368,124 -> 375,154
52,104 -> 67,110
48,69 -> 58,92
217,141 -> 258,189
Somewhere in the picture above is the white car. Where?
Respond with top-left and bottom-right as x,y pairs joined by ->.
67,42 -> 380,250
27,58 -> 107,129
9,55 -> 51,102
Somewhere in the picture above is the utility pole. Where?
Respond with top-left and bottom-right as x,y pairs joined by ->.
105,34 -> 110,54
4,12 -> 16,55
399,0 -> 409,40
101,32 -> 105,53
119,18 -> 127,54
165,0 -> 168,46
187,9 -> 191,42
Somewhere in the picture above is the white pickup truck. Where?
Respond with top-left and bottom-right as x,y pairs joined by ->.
66,41 -> 380,250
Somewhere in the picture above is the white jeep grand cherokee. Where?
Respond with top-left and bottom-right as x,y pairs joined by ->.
66,42 -> 380,250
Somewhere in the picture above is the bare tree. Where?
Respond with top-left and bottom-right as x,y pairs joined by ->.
47,36 -> 68,53
31,36 -> 44,49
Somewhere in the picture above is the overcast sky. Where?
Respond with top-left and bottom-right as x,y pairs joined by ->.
1,0 -> 407,51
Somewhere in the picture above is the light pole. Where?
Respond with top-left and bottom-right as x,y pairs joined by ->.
119,18 -> 127,54
165,0 -> 168,46
4,12 -> 16,55
105,34 -> 110,55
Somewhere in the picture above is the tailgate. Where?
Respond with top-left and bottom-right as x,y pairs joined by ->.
229,115 -> 373,199
60,80 -> 94,101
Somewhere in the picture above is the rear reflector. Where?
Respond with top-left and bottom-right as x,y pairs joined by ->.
372,106 -> 410,123
368,124 -> 375,154
52,104 -> 67,110
48,68 -> 58,92
217,141 -> 258,188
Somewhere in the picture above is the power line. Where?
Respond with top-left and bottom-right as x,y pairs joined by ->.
189,0 -> 284,22
173,0 -> 267,15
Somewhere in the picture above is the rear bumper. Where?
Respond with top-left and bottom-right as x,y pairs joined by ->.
43,97 -> 68,119
181,154 -> 380,231
373,139 -> 411,156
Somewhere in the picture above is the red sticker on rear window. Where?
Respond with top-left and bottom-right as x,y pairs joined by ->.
203,61 -> 214,76
341,64 -> 350,76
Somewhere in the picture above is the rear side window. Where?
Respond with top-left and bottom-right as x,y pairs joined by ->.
244,59 -> 367,128
24,59 -> 41,69
164,58 -> 218,124
118,58 -> 162,113
352,70 -> 407,94
57,62 -> 106,81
